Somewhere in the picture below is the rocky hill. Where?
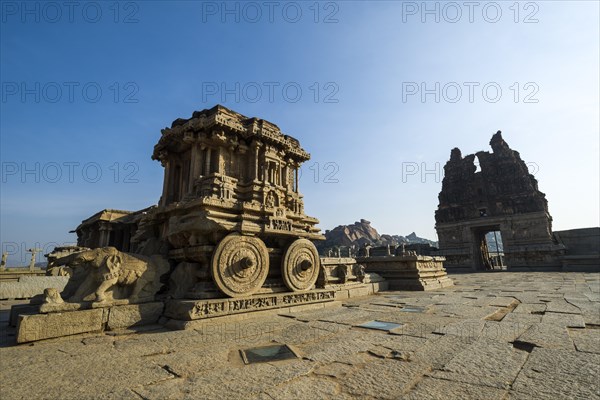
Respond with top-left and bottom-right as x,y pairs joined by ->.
317,219 -> 438,254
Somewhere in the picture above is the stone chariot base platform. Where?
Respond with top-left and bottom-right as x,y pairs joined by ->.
165,289 -> 337,321
13,282 -> 389,343
162,282 -> 389,330
163,289 -> 338,330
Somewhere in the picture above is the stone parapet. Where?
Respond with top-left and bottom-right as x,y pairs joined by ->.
356,255 -> 453,291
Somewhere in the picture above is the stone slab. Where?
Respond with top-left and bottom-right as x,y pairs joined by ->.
347,285 -> 372,298
545,300 -> 581,314
0,339 -> 176,399
340,358 -> 430,399
513,303 -> 546,314
161,359 -> 316,400
330,282 -> 388,300
371,281 -> 389,292
502,312 -> 542,325
386,314 -> 462,339
571,328 -> 600,354
406,376 -> 508,400
107,302 -> 164,330
541,311 -> 586,328
432,318 -> 486,340
565,300 -> 600,326
431,304 -> 501,319
261,376 -> 346,400
428,338 -> 528,389
486,296 -> 520,308
481,320 -> 531,343
511,347 -> 600,399
17,308 -> 105,343
515,323 -> 575,350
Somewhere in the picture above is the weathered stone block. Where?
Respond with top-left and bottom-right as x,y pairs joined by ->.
9,303 -> 40,327
107,302 -> 164,330
17,308 -> 104,343
358,255 -> 453,291
372,281 -> 389,292
348,285 -> 372,298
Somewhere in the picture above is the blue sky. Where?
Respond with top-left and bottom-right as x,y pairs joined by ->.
1,1 -> 599,264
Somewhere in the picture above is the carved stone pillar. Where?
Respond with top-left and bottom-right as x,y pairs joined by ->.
249,147 -> 256,180
189,143 -> 200,192
217,146 -> 225,174
283,162 -> 289,189
295,166 -> 299,192
204,148 -> 212,175
161,160 -> 169,206
99,223 -> 112,247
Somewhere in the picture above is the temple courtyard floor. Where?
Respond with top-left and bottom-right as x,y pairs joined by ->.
0,271 -> 599,400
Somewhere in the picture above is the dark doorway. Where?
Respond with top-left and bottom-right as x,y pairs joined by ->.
472,226 -> 506,270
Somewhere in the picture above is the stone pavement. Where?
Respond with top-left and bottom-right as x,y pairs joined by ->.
0,272 -> 599,400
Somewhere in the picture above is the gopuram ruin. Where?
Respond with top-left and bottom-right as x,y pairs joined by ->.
435,131 -> 599,271
13,105 -> 454,342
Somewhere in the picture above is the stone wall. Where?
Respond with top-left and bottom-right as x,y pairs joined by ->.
0,276 -> 69,300
554,227 -> 600,272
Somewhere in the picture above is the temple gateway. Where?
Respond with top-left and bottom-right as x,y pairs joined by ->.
435,131 -> 597,271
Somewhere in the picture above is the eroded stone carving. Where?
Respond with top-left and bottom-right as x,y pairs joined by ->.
52,247 -> 169,304
318,257 -> 367,288
43,288 -> 64,304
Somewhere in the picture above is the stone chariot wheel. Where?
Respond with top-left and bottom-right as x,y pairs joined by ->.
282,238 -> 320,292
211,233 -> 269,297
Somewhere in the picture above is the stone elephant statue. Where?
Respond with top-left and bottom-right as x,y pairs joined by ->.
54,247 -> 170,304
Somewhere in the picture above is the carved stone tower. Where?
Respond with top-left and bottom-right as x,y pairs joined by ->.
435,131 -> 564,271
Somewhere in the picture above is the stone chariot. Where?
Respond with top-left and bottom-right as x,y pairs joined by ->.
135,105 -> 325,298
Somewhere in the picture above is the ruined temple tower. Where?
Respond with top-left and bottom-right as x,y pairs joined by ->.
435,131 -> 564,271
